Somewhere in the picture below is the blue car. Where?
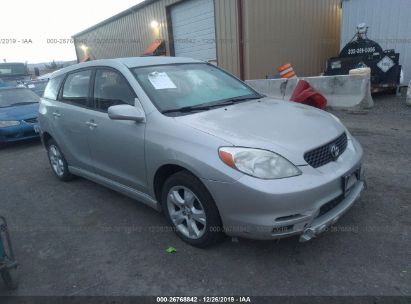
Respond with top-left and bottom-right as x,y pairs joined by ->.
0,87 -> 40,143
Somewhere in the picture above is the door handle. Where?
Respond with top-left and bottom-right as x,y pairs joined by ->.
86,121 -> 98,128
52,112 -> 61,118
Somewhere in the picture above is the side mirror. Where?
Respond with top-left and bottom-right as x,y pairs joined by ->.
108,104 -> 145,122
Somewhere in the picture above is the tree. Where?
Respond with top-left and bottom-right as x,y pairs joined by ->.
45,60 -> 64,70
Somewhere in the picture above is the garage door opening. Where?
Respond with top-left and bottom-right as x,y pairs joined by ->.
169,0 -> 217,62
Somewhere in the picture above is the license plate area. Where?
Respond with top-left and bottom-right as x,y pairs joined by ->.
342,167 -> 361,197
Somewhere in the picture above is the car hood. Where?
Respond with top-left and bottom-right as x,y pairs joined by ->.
176,98 -> 346,165
0,103 -> 39,121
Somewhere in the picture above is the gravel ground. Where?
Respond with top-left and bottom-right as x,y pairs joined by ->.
0,94 -> 410,296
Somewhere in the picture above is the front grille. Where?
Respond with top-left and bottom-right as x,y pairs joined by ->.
317,195 -> 344,218
304,133 -> 348,168
24,117 -> 38,124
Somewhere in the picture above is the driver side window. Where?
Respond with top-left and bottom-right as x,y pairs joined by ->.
94,69 -> 135,112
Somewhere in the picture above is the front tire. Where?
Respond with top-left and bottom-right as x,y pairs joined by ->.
46,139 -> 74,181
161,171 -> 224,248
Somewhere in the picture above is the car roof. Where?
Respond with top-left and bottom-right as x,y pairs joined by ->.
51,57 -> 204,79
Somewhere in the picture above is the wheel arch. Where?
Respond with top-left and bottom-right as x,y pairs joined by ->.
153,164 -> 188,205
41,131 -> 53,148
154,164 -> 225,247
153,163 -> 215,209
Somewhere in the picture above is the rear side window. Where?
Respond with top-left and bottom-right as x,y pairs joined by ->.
62,70 -> 92,107
94,69 -> 135,112
43,75 -> 64,100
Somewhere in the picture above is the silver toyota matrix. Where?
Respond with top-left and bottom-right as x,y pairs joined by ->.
39,57 -> 366,247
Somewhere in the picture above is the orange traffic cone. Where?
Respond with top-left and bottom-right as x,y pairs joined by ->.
277,63 -> 296,79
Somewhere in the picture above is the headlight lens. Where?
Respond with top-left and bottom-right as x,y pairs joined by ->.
0,120 -> 20,128
219,147 -> 302,179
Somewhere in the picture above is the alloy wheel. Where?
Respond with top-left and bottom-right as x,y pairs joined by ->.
48,145 -> 65,177
167,186 -> 207,239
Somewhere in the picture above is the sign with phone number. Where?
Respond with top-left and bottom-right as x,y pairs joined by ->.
347,47 -> 376,55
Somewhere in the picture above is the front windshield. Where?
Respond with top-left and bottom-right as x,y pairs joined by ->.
0,88 -> 40,108
132,63 -> 258,112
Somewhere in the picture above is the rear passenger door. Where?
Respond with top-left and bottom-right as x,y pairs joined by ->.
87,68 -> 147,193
41,74 -> 65,141
54,69 -> 94,172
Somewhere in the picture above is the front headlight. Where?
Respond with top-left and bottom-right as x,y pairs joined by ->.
219,147 -> 302,179
0,120 -> 20,128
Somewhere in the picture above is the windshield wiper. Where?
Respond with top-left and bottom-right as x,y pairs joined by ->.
162,105 -> 213,114
213,95 -> 263,107
9,102 -> 39,107
162,94 -> 264,115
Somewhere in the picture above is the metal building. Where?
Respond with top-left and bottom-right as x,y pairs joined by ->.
341,0 -> 411,85
73,0 -> 341,80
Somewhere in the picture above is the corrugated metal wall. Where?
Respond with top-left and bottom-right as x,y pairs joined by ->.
215,0 -> 241,77
242,0 -> 341,79
74,0 -> 179,60
74,0 -> 241,76
341,0 -> 411,85
73,0 -> 341,79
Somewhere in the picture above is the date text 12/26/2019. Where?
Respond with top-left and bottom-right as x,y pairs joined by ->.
156,297 -> 252,303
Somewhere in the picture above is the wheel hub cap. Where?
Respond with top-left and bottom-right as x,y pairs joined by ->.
49,145 -> 65,177
167,186 -> 207,240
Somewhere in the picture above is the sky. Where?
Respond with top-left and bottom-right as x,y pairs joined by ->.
1,0 -> 144,64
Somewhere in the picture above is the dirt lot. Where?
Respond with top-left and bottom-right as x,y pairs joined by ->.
0,95 -> 410,296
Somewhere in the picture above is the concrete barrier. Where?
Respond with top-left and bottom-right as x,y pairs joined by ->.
245,78 -> 288,100
246,74 -> 374,109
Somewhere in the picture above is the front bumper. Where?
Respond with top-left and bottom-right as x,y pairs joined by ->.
203,138 -> 365,241
0,123 -> 39,143
298,180 -> 365,242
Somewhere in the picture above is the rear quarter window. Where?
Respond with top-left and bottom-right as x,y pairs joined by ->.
43,75 -> 64,100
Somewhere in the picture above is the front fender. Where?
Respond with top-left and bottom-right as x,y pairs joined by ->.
144,112 -> 243,198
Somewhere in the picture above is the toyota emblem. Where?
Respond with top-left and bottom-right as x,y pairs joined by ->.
330,144 -> 340,160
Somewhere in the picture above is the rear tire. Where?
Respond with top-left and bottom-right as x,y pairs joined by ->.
46,139 -> 74,182
161,171 -> 224,248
